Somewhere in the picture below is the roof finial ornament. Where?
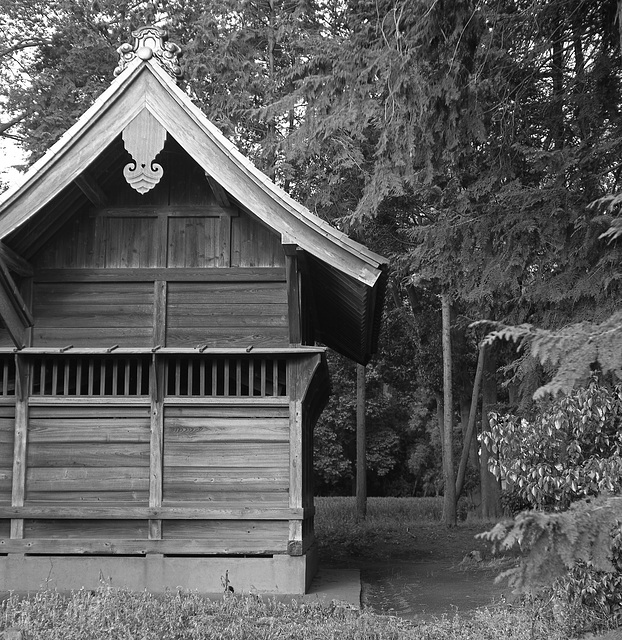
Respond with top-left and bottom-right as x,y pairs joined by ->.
114,26 -> 182,81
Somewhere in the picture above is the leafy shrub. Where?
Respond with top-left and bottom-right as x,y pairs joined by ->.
480,381 -> 622,632
482,381 -> 622,511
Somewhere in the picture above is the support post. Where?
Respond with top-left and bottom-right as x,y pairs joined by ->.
11,353 -> 28,539
356,363 -> 366,521
149,280 -> 167,539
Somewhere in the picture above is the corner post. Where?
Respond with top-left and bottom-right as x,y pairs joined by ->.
11,352 -> 29,539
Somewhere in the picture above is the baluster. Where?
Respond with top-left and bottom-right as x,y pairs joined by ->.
76,359 -> 82,396
175,358 -> 181,396
199,359 -> 206,396
187,358 -> 193,396
211,359 -> 217,396
63,359 -> 70,395
224,358 -> 230,396
260,359 -> 266,396
51,359 -> 58,395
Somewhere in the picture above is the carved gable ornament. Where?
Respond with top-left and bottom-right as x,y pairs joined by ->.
114,25 -> 182,80
115,26 -> 182,194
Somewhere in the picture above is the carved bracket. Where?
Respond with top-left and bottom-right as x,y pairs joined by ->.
114,25 -> 182,81
122,110 -> 167,194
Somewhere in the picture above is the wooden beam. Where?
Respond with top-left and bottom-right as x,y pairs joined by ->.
0,539 -> 287,555
0,505 -> 310,519
205,173 -> 231,208
0,255 -> 33,348
74,172 -> 109,207
0,244 -> 33,277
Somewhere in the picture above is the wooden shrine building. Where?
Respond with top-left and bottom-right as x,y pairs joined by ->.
0,27 -> 387,594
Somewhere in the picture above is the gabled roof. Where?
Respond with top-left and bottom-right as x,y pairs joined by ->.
0,51 -> 387,364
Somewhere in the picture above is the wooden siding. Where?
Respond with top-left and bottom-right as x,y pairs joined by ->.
25,404 -> 150,503
162,403 -> 289,507
31,206 -> 284,271
161,520 -> 288,553
165,281 -> 288,347
32,281 -> 154,347
24,519 -> 148,539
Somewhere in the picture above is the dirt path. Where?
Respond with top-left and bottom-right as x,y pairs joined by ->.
321,522 -> 515,619
360,558 -> 509,619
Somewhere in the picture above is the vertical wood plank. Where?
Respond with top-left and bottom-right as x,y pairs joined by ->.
11,354 -> 29,539
153,280 -> 167,348
218,214 -> 232,267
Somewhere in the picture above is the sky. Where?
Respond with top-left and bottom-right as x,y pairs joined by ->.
0,137 -> 26,189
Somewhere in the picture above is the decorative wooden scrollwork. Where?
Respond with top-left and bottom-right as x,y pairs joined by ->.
122,110 -> 167,194
114,25 -> 182,81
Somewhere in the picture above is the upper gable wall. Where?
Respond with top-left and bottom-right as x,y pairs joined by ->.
27,136 -> 285,270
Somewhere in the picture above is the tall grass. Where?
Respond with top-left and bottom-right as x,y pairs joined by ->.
315,496 -> 451,560
0,586 -> 581,639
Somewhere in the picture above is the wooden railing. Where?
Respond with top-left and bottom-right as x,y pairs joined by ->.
0,353 -> 287,398
164,356 -> 286,397
30,356 -> 151,397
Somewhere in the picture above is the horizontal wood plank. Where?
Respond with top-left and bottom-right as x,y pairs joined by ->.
165,329 -> 288,348
25,491 -> 149,502
32,328 -> 153,347
34,306 -> 154,328
0,505 -> 308,519
28,421 -> 150,444
167,281 -> 287,304
34,282 -> 154,305
166,311 -> 287,328
27,444 -> 150,467
163,404 -> 288,418
24,519 -> 147,539
0,538 -> 286,555
163,420 -> 288,442
163,442 -> 288,468
35,268 -> 286,282
26,467 -> 149,492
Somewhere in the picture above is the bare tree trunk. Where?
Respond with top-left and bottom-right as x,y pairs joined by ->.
455,343 -> 486,498
356,363 -> 366,521
480,348 -> 501,519
440,293 -> 457,527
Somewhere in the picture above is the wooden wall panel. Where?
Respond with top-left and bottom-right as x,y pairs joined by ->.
24,519 -> 148,539
32,281 -> 154,347
105,217 -> 158,268
162,519 -> 288,553
166,281 -> 288,347
162,404 -> 289,506
25,405 -> 150,503
167,217 -> 224,267
0,405 -> 14,502
34,212 -> 98,269
231,212 -> 285,268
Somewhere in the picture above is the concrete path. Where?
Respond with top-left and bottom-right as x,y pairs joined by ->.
302,566 -> 361,608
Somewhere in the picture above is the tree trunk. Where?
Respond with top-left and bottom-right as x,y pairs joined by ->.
440,293 -> 457,527
356,363 -> 367,521
455,342 -> 486,498
480,348 -> 501,519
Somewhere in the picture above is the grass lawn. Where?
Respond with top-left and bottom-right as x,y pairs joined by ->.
0,497 -> 617,639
